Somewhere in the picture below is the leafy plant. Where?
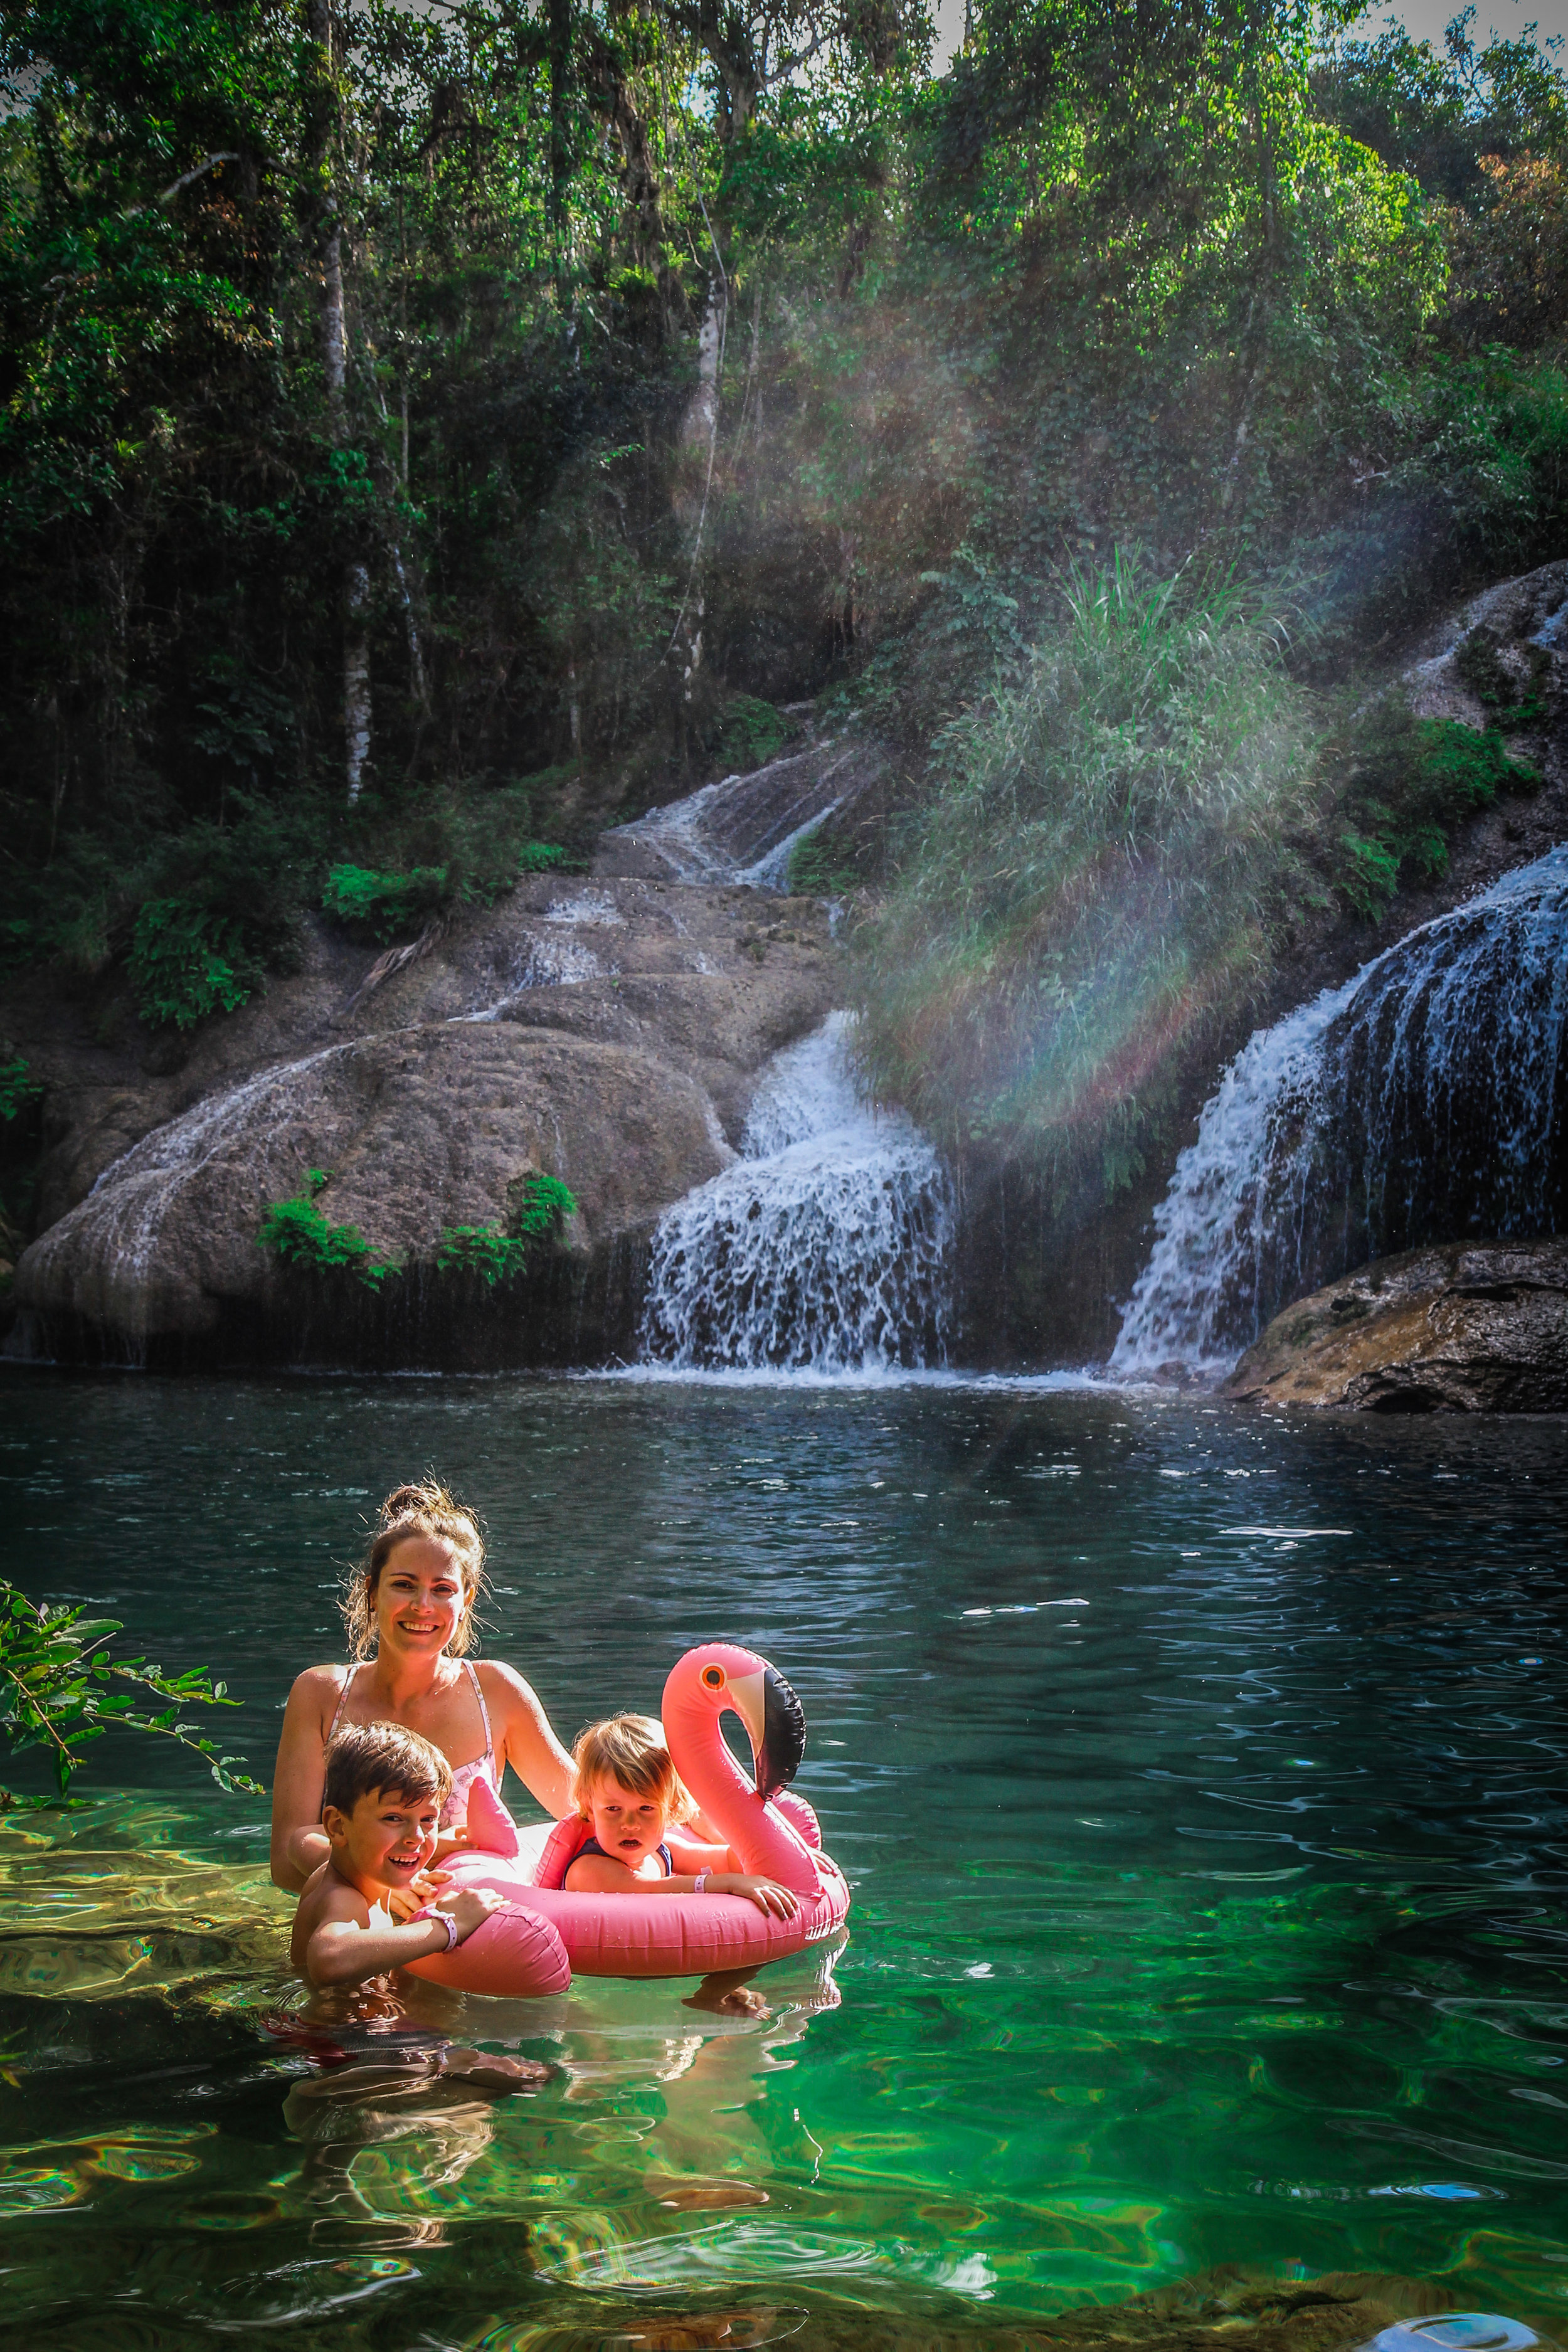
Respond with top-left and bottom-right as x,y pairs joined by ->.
0,1057 -> 42,1122
1326,700 -> 1539,914
0,1582 -> 264,1808
714,697 -> 789,774
322,846 -> 575,945
437,1173 -> 578,1284
787,829 -> 860,896
1454,628 -> 1551,732
321,864 -> 448,943
257,1169 -> 398,1290
435,1226 -> 535,1285
128,899 -> 253,1030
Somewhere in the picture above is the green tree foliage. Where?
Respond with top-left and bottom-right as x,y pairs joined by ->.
0,1581 -> 263,1806
3,0 -> 1567,1194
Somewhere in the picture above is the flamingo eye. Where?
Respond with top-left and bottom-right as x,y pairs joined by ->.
701,1665 -> 726,1691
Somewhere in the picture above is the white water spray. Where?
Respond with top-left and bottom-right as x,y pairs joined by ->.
1112,846 -> 1568,1375
639,1014 -> 954,1372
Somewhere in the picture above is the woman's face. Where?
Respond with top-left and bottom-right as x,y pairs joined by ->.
373,1535 -> 470,1660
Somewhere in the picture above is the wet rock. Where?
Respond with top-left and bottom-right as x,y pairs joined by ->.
4,879 -> 839,1369
595,728 -> 888,882
1224,1239 -> 1568,1413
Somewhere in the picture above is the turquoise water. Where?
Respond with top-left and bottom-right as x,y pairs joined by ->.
1,1369 -> 1565,2348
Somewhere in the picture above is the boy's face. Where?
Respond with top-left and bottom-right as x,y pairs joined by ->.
324,1783 -> 440,1898
586,1775 -> 669,1873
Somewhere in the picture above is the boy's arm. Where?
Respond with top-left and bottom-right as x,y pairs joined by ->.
299,1881 -> 504,1988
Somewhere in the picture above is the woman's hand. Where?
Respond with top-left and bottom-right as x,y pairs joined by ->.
709,1873 -> 800,1920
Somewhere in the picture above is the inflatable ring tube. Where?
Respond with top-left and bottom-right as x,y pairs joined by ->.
407,1642 -> 850,1993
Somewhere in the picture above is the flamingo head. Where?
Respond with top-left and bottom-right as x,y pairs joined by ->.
667,1641 -> 807,1801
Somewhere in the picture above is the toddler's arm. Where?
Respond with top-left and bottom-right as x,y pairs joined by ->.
564,1850 -> 800,1919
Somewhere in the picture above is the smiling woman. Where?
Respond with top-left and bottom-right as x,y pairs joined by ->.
267,1478 -> 575,1895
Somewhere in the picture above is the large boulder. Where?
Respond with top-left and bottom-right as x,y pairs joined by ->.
1224,1238 -> 1568,1413
5,877 -> 840,1369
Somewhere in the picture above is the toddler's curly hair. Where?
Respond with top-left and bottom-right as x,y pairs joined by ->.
571,1713 -> 693,1826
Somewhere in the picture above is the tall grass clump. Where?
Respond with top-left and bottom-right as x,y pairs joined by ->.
854,557 -> 1315,1199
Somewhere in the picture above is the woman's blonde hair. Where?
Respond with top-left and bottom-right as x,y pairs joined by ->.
571,1714 -> 693,1826
341,1479 -> 489,1662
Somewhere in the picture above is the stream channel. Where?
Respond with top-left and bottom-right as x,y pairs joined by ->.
1,1367 -> 1564,2349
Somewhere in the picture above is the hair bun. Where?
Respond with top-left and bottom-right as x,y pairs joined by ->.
379,1481 -> 438,1525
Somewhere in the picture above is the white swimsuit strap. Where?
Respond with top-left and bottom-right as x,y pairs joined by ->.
464,1659 -> 495,1761
326,1661 -> 363,1744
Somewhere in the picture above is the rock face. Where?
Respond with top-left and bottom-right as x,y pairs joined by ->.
1224,1239 -> 1568,1413
595,727 -> 886,883
5,878 -> 839,1370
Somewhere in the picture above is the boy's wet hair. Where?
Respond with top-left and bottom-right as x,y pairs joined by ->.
571,1713 -> 694,1824
323,1719 -> 453,1818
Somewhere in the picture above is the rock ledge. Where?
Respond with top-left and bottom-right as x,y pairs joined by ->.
1224,1239 -> 1568,1414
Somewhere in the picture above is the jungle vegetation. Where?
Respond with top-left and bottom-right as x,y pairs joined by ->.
3,0 -> 1567,1213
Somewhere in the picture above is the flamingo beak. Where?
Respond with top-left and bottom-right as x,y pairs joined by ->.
736,1663 -> 807,1801
728,1669 -> 768,1769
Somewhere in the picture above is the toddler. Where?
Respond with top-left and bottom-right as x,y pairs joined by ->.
563,1714 -> 799,1918
292,1720 -> 506,1989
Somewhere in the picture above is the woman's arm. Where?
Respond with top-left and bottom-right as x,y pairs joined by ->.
270,1667 -> 342,1892
481,1661 -> 575,1819
666,1835 -> 736,1873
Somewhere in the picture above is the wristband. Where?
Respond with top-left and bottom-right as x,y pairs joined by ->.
693,1870 -> 711,1894
431,1909 -> 460,1951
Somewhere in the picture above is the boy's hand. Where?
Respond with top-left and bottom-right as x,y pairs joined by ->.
442,1885 -> 507,1945
387,1867 -> 447,1922
712,1873 -> 800,1920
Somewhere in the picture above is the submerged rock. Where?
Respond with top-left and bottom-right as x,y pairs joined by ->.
1224,1239 -> 1568,1413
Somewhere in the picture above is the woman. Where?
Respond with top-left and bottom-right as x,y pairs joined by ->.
270,1478 -> 575,1894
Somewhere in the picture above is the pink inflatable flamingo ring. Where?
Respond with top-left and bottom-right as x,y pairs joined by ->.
406,1642 -> 851,1998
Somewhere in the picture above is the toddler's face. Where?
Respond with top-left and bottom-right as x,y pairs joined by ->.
329,1784 -> 441,1897
586,1775 -> 669,1873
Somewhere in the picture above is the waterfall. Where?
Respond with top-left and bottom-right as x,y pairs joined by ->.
1111,846 -> 1568,1375
638,1014 -> 955,1373
595,731 -> 882,886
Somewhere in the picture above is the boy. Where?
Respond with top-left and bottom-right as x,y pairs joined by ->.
291,1719 -> 505,1989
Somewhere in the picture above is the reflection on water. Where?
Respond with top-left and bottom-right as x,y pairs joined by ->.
0,1370 -> 1564,2347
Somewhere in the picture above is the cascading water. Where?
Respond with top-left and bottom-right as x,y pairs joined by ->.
1111,845 -> 1568,1375
638,1013 -> 955,1372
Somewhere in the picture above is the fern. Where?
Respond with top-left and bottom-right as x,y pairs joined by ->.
256,1170 -> 398,1290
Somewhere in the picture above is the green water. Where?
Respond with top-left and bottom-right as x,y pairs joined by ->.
1,1370 -> 1565,2349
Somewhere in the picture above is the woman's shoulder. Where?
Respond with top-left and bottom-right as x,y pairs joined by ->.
285,1661 -> 351,1715
472,1656 -> 541,1707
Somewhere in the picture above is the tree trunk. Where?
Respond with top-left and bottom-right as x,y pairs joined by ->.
306,0 -> 371,800
680,270 -> 726,453
344,561 -> 371,803
548,0 -> 572,307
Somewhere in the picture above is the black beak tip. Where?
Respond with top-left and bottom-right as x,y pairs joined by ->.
755,1663 -> 807,1801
